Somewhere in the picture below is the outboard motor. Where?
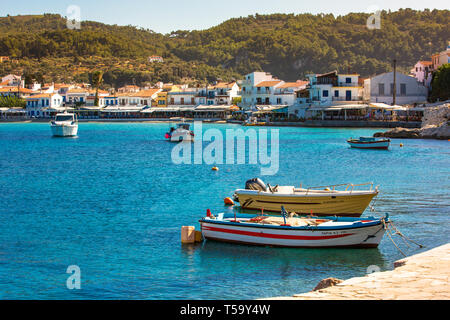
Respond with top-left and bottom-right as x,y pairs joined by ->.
245,178 -> 268,192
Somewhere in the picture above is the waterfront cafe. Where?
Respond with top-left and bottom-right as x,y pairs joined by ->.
368,103 -> 409,121
100,105 -> 145,119
140,107 -> 182,119
0,107 -> 28,120
41,106 -> 75,118
253,105 -> 289,121
75,106 -> 103,119
306,104 -> 369,121
192,105 -> 236,119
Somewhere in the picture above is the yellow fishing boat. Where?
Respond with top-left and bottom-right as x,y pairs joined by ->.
232,179 -> 379,217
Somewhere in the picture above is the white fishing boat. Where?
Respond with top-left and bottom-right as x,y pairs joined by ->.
347,137 -> 390,150
50,112 -> 78,137
233,179 -> 379,217
165,123 -> 195,142
200,208 -> 389,248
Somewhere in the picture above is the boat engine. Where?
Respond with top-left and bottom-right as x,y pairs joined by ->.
245,178 -> 268,191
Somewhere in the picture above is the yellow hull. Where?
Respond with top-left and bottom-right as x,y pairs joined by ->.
235,192 -> 377,217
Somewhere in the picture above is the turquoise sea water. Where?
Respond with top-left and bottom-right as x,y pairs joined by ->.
0,122 -> 449,300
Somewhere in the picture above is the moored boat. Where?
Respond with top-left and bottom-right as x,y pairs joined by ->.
50,112 -> 78,137
347,137 -> 390,150
233,178 -> 379,217
165,123 -> 195,142
200,209 -> 389,248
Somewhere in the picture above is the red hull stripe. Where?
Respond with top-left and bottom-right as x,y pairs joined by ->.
203,225 -> 355,240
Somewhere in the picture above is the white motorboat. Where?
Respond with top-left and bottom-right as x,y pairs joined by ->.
50,112 -> 78,137
166,123 -> 195,142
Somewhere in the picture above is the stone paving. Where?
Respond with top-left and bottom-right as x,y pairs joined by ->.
266,243 -> 450,300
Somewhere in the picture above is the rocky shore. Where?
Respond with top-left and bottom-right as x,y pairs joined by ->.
375,103 -> 450,140
265,244 -> 450,300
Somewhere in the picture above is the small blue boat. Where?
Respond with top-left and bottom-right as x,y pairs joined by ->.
348,137 -> 390,150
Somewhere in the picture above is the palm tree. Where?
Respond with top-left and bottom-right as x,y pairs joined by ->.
92,71 -> 103,106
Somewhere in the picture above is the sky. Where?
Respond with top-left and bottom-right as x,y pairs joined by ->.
0,0 -> 448,34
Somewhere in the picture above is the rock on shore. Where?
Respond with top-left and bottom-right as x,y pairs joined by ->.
374,103 -> 450,140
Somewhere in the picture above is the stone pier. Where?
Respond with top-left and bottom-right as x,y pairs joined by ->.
265,244 -> 450,300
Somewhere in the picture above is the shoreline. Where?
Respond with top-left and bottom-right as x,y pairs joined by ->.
0,118 -> 417,129
264,243 -> 450,300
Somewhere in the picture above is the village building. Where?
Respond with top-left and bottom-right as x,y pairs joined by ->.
431,43 -> 450,71
148,55 -> 164,63
411,61 -> 433,87
25,93 -> 64,117
364,72 -> 428,105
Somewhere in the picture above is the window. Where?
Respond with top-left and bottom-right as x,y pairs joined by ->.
390,83 -> 395,95
400,84 -> 406,96
379,84 -> 385,95
346,77 -> 351,84
180,98 -> 184,105
277,98 -> 282,104
323,90 -> 329,97
334,90 -> 339,97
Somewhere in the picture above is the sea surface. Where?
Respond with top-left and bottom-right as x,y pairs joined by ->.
0,122 -> 449,300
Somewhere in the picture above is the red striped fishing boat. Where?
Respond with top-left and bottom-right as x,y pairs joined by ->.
347,137 -> 390,150
200,209 -> 389,248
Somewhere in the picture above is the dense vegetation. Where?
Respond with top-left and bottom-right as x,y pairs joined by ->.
430,64 -> 450,102
0,96 -> 25,108
0,10 -> 449,88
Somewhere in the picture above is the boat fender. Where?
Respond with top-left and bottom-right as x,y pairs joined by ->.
224,197 -> 235,206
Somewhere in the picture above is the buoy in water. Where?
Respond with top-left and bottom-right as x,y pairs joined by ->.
400,143 -> 404,148
212,167 -> 219,171
224,197 -> 235,206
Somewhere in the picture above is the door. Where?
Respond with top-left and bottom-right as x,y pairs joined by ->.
346,90 -> 352,101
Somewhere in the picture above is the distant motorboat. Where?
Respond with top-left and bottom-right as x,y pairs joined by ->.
347,137 -> 390,150
50,112 -> 78,137
165,123 -> 194,142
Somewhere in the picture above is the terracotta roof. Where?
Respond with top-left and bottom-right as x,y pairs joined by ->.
130,89 -> 161,97
0,87 -> 33,93
212,82 -> 236,89
255,80 -> 282,87
419,61 -> 433,66
278,81 -> 308,88
67,88 -> 89,94
25,93 -> 54,99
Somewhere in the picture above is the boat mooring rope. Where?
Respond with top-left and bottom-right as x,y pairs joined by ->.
382,219 -> 425,257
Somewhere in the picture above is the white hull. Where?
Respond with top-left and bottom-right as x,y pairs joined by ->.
170,130 -> 194,142
201,219 -> 386,248
51,124 -> 78,137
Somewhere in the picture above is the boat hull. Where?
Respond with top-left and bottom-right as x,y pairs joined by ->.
347,140 -> 390,149
51,124 -> 78,137
200,219 -> 386,248
234,191 -> 378,217
168,130 -> 194,142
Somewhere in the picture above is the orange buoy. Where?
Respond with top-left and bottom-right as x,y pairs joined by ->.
224,197 -> 235,206
212,167 -> 219,171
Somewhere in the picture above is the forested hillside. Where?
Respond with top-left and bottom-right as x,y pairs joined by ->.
0,9 -> 448,87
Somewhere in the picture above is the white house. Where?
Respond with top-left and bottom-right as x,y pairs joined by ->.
411,61 -> 433,87
432,43 -> 450,71
196,82 -> 240,106
364,72 -> 428,105
238,72 -> 283,110
25,93 -> 63,118
168,88 -> 199,108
